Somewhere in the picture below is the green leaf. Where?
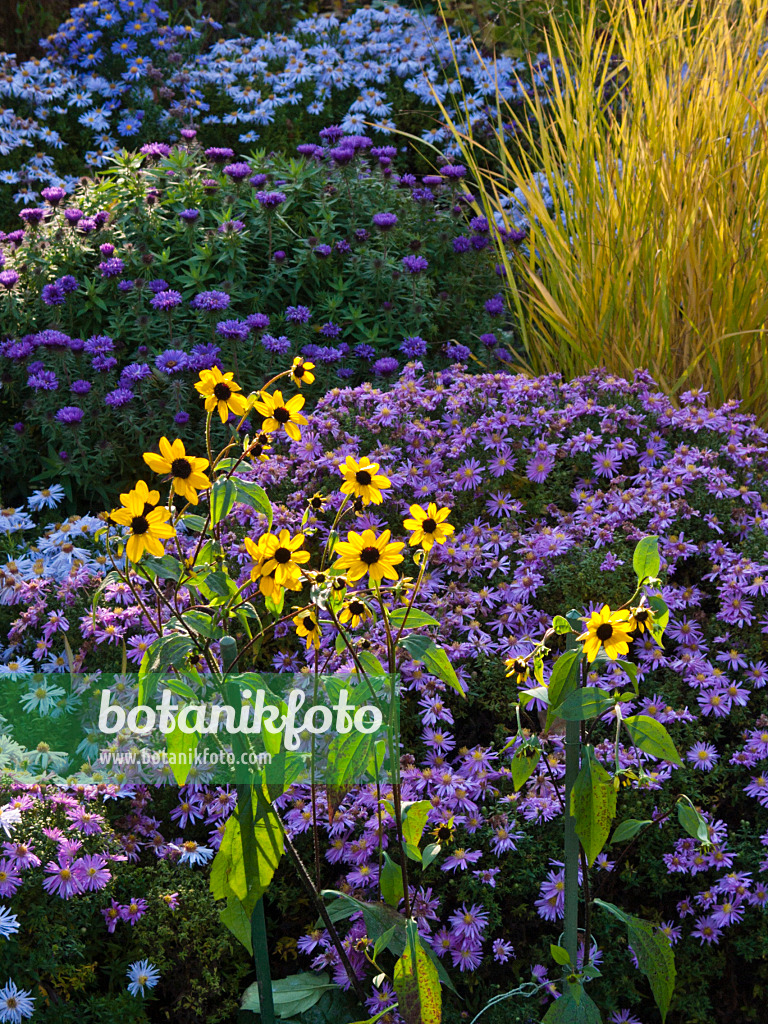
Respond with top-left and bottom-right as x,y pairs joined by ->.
623,715 -> 682,766
401,800 -> 431,850
138,635 -> 194,702
387,607 -> 440,629
393,920 -> 442,1024
219,897 -> 252,954
550,943 -> 572,966
546,649 -> 581,729
142,554 -> 183,581
633,535 -> 661,583
234,479 -> 273,529
570,747 -> 617,866
181,610 -> 219,638
399,635 -> 464,697
594,900 -> 675,1021
421,843 -> 441,869
165,712 -> 199,785
326,729 -> 377,787
648,595 -> 669,647
556,687 -> 617,721
611,818 -> 653,844
181,513 -> 207,533
616,660 -> 639,694
163,676 -> 198,702
552,615 -> 573,634
241,972 -> 335,1015
676,796 -> 710,843
520,685 -> 550,707
542,988 -> 602,1023
381,852 -> 405,908
210,477 -> 237,527
511,746 -> 541,790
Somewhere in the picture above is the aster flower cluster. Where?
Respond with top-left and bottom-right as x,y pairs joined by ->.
0,0 -> 557,208
1,140 -> 515,501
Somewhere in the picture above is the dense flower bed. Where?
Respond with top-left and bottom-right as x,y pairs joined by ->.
0,0 -> 553,217
0,139 -> 518,507
2,365 -> 768,1021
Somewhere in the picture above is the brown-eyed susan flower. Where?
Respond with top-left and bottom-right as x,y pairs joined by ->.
258,529 -> 310,585
109,480 -> 176,562
333,529 -> 404,583
339,455 -> 391,506
243,536 -> 300,599
291,358 -> 315,387
308,492 -> 326,513
578,604 -> 633,662
293,610 -> 321,649
246,432 -> 272,462
403,502 -> 454,551
253,390 -> 307,441
627,604 -> 653,633
142,437 -> 210,505
194,367 -> 249,424
505,656 -> 530,685
339,598 -> 372,629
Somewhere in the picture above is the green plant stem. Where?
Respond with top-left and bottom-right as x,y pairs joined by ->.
562,631 -> 581,971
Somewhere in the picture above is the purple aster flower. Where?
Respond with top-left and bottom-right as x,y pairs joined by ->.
41,283 -> 65,305
19,208 -> 46,226
485,293 -> 505,316
202,178 -> 219,193
335,239 -> 351,253
71,379 -> 92,395
492,939 -> 515,963
314,244 -> 332,257
188,342 -> 221,370
354,228 -> 369,242
262,333 -> 292,355
374,356 -> 399,376
256,191 -> 286,208
441,164 -> 467,179
222,162 -> 251,181
372,212 -> 398,230
179,209 -> 200,222
402,255 -> 428,274
479,332 -> 497,346
446,342 -> 470,362
320,321 -> 341,338
190,290 -> 230,311
59,275 -> 78,293
246,312 -> 270,333
148,279 -> 169,294
119,363 -> 151,387
329,146 -> 355,165
64,209 -> 83,225
174,410 -> 190,425
216,319 -> 250,341
687,742 -> 720,770
0,270 -> 19,289
452,236 -> 472,253
401,335 -> 427,358
140,142 -> 171,160
84,334 -> 114,355
150,290 -> 183,310
204,147 -> 235,163
273,250 -> 286,262
28,370 -> 58,391
526,454 -> 555,483
180,128 -> 197,140
297,144 -> 323,158
355,343 -> 375,361
218,219 -> 245,234
55,406 -> 84,424
104,388 -> 134,407
319,124 -> 345,142
77,218 -> 98,234
41,186 -> 67,206
155,350 -> 189,374
249,174 -> 268,188
285,305 -> 311,324
118,280 -> 134,292
99,258 -> 125,278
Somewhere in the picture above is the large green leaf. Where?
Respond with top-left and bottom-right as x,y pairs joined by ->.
388,607 -> 440,629
401,800 -> 432,850
556,687 -> 617,721
393,921 -> 442,1024
137,635 -> 194,704
398,635 -> 464,697
241,972 -> 336,1016
165,712 -> 199,785
546,649 -> 581,729
648,595 -> 669,647
570,747 -> 617,866
542,987 -> 602,1023
595,900 -> 675,1021
510,746 -> 541,790
210,477 -> 238,526
234,478 -> 273,529
219,896 -> 252,954
381,852 -> 405,908
610,818 -> 653,844
633,535 -> 660,583
326,729 -> 377,786
623,715 -> 682,766
210,807 -> 284,916
676,796 -> 710,842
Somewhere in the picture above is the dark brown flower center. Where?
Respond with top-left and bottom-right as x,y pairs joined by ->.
131,515 -> 150,535
596,623 -> 614,641
634,609 -> 650,623
293,364 -> 305,377
213,382 -> 232,401
302,616 -> 315,630
349,600 -> 366,615
422,517 -> 437,534
512,658 -> 527,674
274,407 -> 290,423
171,457 -> 192,479
355,470 -> 372,486
274,547 -> 292,564
142,502 -> 156,516
360,546 -> 380,565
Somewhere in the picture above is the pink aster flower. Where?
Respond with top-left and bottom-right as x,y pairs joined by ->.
686,742 -> 720,771
103,900 -> 123,933
121,897 -> 148,925
441,847 -> 482,872
75,853 -> 111,891
43,858 -> 84,899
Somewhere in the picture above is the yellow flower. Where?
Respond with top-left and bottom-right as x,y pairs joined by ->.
243,536 -> 301,599
253,389 -> 307,441
403,502 -> 454,550
142,437 -> 210,505
339,598 -> 372,629
109,480 -> 175,562
294,610 -> 321,649
627,605 -> 653,633
338,455 -> 391,506
504,656 -> 530,685
291,358 -> 315,387
246,432 -> 272,463
194,366 -> 249,424
577,605 -> 633,663
258,529 -> 311,585
333,529 -> 404,584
